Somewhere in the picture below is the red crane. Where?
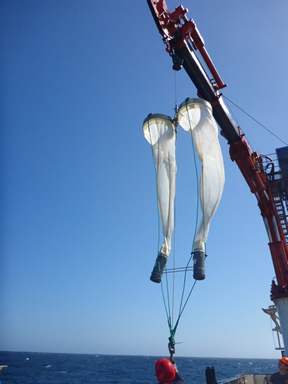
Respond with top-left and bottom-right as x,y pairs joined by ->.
147,0 -> 288,352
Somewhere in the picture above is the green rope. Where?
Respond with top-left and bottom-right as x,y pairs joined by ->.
147,116 -> 172,324
147,106 -> 202,346
167,100 -> 204,343
162,265 -> 171,323
177,100 -> 200,317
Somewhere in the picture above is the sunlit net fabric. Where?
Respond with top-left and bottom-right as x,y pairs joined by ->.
178,98 -> 225,255
143,114 -> 176,258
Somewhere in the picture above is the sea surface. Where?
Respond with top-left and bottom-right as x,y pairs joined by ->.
0,351 -> 278,384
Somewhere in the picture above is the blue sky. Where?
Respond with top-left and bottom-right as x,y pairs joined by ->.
1,0 -> 288,359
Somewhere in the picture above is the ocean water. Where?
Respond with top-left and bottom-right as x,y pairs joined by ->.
0,351 -> 278,384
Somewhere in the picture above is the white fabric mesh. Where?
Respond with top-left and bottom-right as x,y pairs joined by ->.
143,116 -> 176,257
178,99 -> 225,253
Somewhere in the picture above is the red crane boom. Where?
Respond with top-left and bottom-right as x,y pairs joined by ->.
147,0 -> 288,312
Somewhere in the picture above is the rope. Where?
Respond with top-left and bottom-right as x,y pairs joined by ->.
171,70 -> 178,328
178,100 -> 200,319
223,95 -> 288,146
174,71 -> 178,110
171,151 -> 177,328
147,115 -> 174,326
164,99 -> 202,344
147,97 -> 203,348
